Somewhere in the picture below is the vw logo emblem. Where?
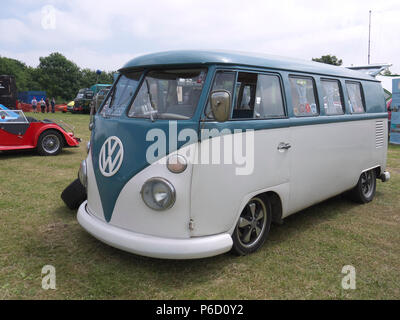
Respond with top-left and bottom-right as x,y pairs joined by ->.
99,136 -> 124,177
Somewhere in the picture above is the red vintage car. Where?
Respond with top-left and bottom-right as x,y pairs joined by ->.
0,106 -> 80,155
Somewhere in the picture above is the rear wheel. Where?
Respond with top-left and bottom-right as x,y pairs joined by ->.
37,130 -> 63,156
231,196 -> 272,256
348,169 -> 376,204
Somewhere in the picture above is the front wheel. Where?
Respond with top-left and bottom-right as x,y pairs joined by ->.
348,169 -> 376,204
231,196 -> 272,256
37,130 -> 63,156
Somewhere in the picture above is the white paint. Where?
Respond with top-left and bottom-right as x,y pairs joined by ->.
78,202 -> 233,259
80,118 -> 388,259
110,145 -> 195,239
86,151 -> 105,221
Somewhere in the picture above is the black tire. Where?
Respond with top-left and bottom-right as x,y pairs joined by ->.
348,169 -> 376,204
37,130 -> 63,156
231,196 -> 272,256
61,179 -> 87,210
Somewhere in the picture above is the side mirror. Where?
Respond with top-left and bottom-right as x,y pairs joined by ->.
210,90 -> 231,122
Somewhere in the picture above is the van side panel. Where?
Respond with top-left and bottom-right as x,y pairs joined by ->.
286,118 -> 387,216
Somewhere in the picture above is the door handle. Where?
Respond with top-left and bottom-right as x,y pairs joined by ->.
278,142 -> 291,151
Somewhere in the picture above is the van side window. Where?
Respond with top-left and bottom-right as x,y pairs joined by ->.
231,72 -> 285,119
232,72 -> 257,119
321,79 -> 344,115
289,76 -> 318,117
346,81 -> 365,113
205,71 -> 235,119
254,74 -> 285,118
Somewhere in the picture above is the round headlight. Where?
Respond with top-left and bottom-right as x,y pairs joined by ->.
141,178 -> 176,211
167,154 -> 187,174
78,160 -> 87,188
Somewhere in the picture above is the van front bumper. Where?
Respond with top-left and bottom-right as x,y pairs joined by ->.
77,201 -> 233,259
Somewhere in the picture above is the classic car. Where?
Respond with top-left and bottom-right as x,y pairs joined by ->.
0,105 -> 80,156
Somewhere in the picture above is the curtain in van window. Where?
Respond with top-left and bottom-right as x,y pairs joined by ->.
321,80 -> 344,115
289,77 -> 318,117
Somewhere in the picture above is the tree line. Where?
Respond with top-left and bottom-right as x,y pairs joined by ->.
2,52 -> 395,103
0,52 -> 115,102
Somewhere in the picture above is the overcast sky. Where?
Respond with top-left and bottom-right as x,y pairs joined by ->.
1,0 -> 399,73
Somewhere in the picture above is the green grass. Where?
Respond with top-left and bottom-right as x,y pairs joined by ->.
0,112 -> 399,300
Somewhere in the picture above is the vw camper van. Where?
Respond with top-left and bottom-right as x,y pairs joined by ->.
77,50 -> 390,259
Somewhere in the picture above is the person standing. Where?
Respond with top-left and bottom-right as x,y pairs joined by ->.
45,97 -> 50,113
31,97 -> 38,113
51,97 -> 56,113
40,98 -> 46,113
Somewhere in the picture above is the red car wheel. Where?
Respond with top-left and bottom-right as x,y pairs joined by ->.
37,130 -> 63,156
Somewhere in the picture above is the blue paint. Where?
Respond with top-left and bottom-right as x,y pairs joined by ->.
390,112 -> 400,145
393,79 -> 400,108
17,91 -> 46,104
201,113 -> 387,133
0,104 -> 19,121
122,50 -> 377,82
91,115 -> 199,222
91,51 -> 388,223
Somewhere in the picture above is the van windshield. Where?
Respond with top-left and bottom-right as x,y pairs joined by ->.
100,72 -> 142,117
128,69 -> 207,120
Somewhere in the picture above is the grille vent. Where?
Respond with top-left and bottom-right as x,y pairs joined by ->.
376,121 -> 384,148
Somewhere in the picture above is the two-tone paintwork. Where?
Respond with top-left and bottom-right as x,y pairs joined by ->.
78,50 -> 388,259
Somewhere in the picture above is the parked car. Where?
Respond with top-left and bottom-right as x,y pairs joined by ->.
55,103 -> 69,113
0,104 -> 80,155
70,88 -> 94,113
92,88 -> 110,113
0,75 -> 17,109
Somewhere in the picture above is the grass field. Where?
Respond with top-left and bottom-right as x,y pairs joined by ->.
0,112 -> 399,300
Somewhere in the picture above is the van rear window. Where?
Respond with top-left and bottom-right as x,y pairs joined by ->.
346,81 -> 365,114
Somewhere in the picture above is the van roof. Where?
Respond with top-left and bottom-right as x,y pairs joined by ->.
121,50 -> 377,82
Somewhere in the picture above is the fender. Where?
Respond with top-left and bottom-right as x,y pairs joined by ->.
227,184 -> 290,236
34,124 -> 79,147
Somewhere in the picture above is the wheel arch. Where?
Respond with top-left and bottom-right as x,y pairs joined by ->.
229,189 -> 285,235
259,191 -> 283,225
35,127 -> 66,147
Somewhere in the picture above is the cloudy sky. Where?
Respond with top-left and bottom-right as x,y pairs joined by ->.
1,0 -> 399,73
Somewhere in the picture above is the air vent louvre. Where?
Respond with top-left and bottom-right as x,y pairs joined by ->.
376,121 -> 384,148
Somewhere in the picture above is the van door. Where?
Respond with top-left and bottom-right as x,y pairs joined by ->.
190,70 -> 291,237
